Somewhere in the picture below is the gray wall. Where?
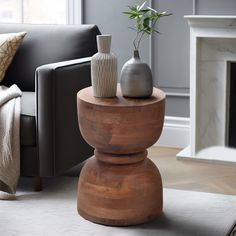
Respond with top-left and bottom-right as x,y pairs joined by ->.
83,0 -> 150,72
83,0 -> 236,118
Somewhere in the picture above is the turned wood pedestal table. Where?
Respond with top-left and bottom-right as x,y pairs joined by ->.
76,86 -> 165,226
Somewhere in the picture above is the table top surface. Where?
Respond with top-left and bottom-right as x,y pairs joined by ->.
77,85 -> 165,108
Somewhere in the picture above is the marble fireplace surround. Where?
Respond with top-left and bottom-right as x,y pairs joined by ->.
177,15 -> 236,164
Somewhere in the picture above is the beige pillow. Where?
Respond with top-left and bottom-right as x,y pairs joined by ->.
0,32 -> 26,82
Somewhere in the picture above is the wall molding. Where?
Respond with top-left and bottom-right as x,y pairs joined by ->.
150,0 -> 195,98
67,0 -> 83,24
165,92 -> 190,97
193,0 -> 196,15
158,87 -> 190,97
149,0 -> 153,69
156,116 -> 190,148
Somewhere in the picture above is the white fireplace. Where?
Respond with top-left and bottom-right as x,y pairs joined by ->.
177,15 -> 236,164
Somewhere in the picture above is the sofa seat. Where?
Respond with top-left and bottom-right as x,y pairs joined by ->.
20,92 -> 36,146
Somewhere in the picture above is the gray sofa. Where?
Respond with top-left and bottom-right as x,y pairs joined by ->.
0,23 -> 101,190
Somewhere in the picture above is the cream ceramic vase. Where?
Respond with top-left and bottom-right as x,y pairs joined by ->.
91,35 -> 117,97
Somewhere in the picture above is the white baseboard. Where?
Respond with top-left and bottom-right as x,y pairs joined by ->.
156,116 -> 190,148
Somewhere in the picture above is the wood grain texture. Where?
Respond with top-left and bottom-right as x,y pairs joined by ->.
149,146 -> 236,195
77,157 -> 163,226
77,86 -> 165,154
76,86 -> 165,226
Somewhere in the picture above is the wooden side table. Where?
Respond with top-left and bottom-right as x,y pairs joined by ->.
77,86 -> 165,226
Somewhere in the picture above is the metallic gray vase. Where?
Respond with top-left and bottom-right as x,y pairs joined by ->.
120,50 -> 153,98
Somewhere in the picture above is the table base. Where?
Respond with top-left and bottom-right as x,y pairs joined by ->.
77,152 -> 163,226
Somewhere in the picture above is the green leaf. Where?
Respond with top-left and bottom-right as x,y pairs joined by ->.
128,5 -> 138,11
143,28 -> 151,34
143,17 -> 150,28
123,2 -> 172,49
137,23 -> 143,31
153,29 -> 160,34
159,12 -> 173,17
137,1 -> 146,11
147,6 -> 157,13
139,9 -> 149,13
128,27 -> 136,31
152,12 -> 161,18
123,11 -> 134,15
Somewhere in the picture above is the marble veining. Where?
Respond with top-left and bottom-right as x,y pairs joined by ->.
178,15 -> 236,163
196,39 -> 236,153
200,38 -> 236,61
196,47 -> 229,152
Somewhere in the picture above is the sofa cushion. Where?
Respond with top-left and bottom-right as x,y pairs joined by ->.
0,32 -> 26,82
20,91 -> 36,146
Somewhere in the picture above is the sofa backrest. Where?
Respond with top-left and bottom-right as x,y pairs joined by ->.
0,24 -> 100,91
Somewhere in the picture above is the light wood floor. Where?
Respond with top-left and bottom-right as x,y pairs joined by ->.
148,146 -> 236,195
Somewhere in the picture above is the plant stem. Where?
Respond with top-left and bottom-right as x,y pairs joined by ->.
137,31 -> 145,50
124,3 -> 172,51
133,31 -> 140,50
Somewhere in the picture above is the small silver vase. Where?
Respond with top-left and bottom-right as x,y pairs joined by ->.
120,50 -> 153,98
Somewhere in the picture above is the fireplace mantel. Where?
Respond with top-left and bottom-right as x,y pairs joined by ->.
185,15 -> 236,28
177,15 -> 236,164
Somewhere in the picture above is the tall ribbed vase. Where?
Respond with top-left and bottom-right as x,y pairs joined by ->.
91,35 -> 117,97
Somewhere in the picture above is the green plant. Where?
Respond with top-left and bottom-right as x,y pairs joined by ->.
123,1 -> 172,50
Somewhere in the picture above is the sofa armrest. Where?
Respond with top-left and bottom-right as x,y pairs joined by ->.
35,57 -> 94,176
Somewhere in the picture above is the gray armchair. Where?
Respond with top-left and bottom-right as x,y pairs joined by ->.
0,23 -> 100,190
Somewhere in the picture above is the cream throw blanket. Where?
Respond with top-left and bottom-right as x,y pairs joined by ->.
0,85 -> 21,200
